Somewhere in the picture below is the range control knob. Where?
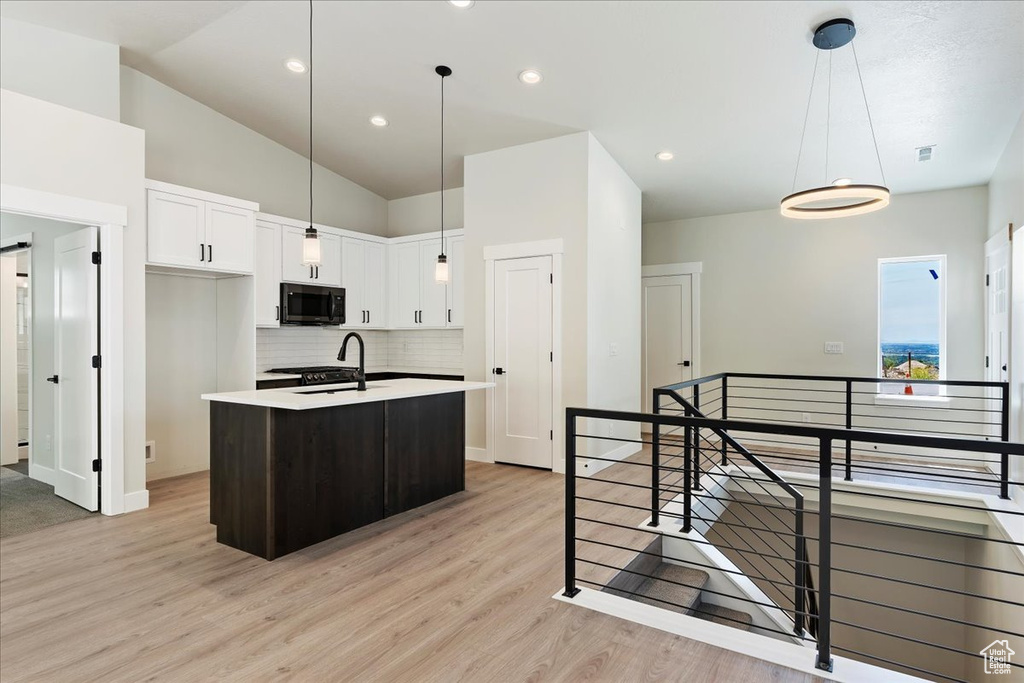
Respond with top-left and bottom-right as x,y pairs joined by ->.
305,373 -> 313,382
319,373 -> 326,380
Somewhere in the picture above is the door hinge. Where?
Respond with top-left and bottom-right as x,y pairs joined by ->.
91,251 -> 101,265
550,274 -> 553,284
550,430 -> 553,440
92,355 -> 102,369
986,274 -> 990,286
986,356 -> 990,368
92,458 -> 101,472
550,351 -> 553,362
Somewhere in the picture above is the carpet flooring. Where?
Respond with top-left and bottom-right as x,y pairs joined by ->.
0,466 -> 93,538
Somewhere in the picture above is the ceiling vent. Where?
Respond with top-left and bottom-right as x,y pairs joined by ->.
916,145 -> 935,162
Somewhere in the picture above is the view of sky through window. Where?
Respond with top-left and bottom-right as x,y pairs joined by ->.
880,258 -> 942,380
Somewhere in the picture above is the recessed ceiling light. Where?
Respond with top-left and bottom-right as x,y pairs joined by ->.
284,58 -> 308,74
518,69 -> 543,85
655,151 -> 674,161
369,115 -> 389,127
448,0 -> 474,7
832,177 -> 852,187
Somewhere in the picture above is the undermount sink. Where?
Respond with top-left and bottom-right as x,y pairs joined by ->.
295,385 -> 386,395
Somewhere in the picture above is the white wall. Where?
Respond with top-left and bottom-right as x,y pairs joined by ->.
988,113 -> 1023,240
387,188 -> 464,238
586,136 -> 643,457
464,133 -> 591,451
120,67 -> 388,235
1,88 -> 147,500
0,18 -> 120,121
643,186 -> 989,381
991,112 -> 1024,502
145,274 -> 218,481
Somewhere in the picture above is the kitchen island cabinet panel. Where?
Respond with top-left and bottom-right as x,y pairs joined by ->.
385,392 -> 465,516
210,402 -> 271,557
271,403 -> 384,558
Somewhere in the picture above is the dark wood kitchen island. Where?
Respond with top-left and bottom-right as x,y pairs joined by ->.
202,379 -> 492,560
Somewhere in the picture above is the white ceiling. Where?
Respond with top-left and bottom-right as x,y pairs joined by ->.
2,0 -> 1022,222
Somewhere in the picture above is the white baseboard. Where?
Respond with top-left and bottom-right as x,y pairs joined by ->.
123,489 -> 149,513
29,462 -> 54,485
579,442 -> 640,477
466,446 -> 492,463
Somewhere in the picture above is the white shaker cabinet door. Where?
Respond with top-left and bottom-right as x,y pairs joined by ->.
389,241 -> 421,328
363,241 -> 386,328
446,235 -> 464,328
342,237 -> 366,326
419,241 -> 447,328
254,221 -> 282,327
204,202 -> 254,273
147,190 -> 205,268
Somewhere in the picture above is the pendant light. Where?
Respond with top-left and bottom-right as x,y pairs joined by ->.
781,18 -> 890,220
301,0 -> 321,266
434,65 -> 452,284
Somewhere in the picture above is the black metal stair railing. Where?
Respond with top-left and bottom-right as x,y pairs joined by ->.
653,386 -> 817,640
562,394 -> 1024,681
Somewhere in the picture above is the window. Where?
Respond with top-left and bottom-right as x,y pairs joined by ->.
878,256 -> 945,395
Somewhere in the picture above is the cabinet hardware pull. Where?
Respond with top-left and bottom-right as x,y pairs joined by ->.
276,305 -> 280,321
208,244 -> 212,262
200,243 -> 205,262
448,308 -> 451,324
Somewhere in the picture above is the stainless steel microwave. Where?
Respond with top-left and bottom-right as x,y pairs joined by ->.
280,283 -> 345,325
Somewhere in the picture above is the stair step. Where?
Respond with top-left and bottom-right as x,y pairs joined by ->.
629,563 -> 709,614
694,602 -> 753,631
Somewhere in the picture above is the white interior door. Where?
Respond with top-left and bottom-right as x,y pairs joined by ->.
642,275 -> 694,415
493,256 -> 553,469
986,237 -> 1010,384
53,227 -> 99,511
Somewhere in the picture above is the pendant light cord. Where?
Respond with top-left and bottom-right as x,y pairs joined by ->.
791,49 -> 820,194
825,49 -> 832,186
309,0 -> 314,228
439,69 -> 445,257
852,41 -> 886,186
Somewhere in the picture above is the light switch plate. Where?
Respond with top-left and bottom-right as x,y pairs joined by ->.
824,342 -> 844,355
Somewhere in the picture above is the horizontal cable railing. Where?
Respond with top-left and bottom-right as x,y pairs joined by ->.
563,397 -> 1024,682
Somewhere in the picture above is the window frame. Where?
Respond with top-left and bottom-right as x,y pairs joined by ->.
876,254 -> 948,396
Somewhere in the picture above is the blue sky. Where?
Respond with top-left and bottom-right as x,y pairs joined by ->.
880,260 -> 941,344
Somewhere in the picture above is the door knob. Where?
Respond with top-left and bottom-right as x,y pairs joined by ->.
1003,364 -> 1008,372
493,368 -> 505,375
678,361 -> 691,367
46,375 -> 59,384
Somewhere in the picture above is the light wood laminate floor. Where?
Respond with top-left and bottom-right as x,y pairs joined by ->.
0,461 -> 821,682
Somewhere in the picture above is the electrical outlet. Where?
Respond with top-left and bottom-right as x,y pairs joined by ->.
824,342 -> 844,355
609,343 -> 619,357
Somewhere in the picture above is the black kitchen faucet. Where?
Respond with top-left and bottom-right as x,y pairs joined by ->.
338,332 -> 367,391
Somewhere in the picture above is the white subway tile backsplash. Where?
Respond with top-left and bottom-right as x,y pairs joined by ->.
256,327 -> 463,374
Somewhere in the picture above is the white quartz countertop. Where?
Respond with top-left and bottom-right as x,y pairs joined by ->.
203,378 -> 493,411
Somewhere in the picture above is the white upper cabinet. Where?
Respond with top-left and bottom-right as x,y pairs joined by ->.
146,182 -> 256,274
205,203 -> 254,273
447,234 -> 464,328
387,232 -> 464,329
389,241 -> 422,328
419,240 -> 447,327
281,226 -> 342,287
254,220 -> 282,327
342,237 -> 387,328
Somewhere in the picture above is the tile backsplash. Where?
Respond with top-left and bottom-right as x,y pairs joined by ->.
256,327 -> 463,374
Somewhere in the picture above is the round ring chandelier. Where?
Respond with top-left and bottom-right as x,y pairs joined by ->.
782,18 -> 890,220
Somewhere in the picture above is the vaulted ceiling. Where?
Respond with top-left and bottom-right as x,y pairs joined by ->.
2,0 -> 1022,221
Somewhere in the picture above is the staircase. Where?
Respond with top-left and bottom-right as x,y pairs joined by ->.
602,537 -> 752,631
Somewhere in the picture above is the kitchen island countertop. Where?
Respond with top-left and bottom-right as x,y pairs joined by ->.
203,378 -> 492,411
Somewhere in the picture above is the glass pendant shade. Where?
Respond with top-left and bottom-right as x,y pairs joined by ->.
435,254 -> 449,283
302,226 -> 321,265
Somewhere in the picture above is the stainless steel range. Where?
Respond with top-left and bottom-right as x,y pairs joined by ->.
267,366 -> 362,386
